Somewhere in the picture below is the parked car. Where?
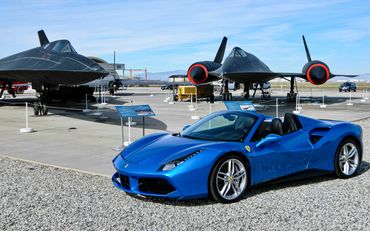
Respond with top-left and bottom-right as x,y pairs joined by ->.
161,84 -> 178,90
339,82 -> 357,92
112,111 -> 362,203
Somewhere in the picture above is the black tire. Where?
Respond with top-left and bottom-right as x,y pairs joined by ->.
34,104 -> 40,116
41,105 -> 48,116
334,138 -> 361,179
209,155 -> 248,203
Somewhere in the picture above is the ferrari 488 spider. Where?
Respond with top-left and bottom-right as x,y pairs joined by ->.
112,111 -> 362,203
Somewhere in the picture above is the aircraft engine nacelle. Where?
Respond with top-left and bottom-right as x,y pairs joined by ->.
187,61 -> 221,84
302,61 -> 331,85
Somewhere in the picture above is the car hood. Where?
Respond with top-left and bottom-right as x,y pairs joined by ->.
122,133 -> 225,165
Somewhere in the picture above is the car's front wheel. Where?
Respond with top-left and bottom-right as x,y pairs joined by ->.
209,155 -> 248,203
334,139 -> 361,178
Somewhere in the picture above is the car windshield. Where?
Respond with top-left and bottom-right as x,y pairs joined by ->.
181,112 -> 257,142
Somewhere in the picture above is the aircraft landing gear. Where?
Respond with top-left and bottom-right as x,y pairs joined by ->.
33,102 -> 48,116
222,92 -> 232,101
34,91 -> 48,116
243,84 -> 250,100
0,84 -> 5,99
221,80 -> 232,101
287,77 -> 297,102
7,83 -> 16,98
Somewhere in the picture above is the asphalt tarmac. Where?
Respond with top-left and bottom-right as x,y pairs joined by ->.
0,87 -> 369,175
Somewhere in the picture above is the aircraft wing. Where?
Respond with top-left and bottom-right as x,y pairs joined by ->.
217,71 -> 358,84
331,74 -> 358,77
212,71 -> 305,84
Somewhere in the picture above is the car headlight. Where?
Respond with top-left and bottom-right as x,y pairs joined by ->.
160,149 -> 203,171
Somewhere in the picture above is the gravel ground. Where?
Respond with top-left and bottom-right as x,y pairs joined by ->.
1,120 -> 370,230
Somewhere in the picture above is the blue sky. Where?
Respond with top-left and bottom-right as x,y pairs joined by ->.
1,0 -> 370,74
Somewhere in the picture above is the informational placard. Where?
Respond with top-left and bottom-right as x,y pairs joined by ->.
115,105 -> 155,118
115,105 -> 156,147
224,101 -> 256,111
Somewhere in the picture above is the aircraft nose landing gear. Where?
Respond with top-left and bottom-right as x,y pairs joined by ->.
33,102 -> 48,116
221,79 -> 232,101
287,77 -> 298,102
34,91 -> 48,116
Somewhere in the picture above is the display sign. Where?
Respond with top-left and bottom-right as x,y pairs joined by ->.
115,105 -> 155,118
115,64 -> 125,70
224,101 -> 256,111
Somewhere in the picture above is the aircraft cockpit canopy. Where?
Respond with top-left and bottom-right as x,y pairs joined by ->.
44,40 -> 77,54
227,47 -> 249,58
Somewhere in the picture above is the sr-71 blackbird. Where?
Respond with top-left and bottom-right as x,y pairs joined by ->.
0,30 -> 108,115
187,36 -> 357,101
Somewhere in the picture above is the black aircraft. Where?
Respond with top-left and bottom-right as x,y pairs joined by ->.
187,36 -> 357,101
0,30 -> 108,115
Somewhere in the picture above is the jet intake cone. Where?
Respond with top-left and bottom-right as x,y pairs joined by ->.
187,63 -> 208,84
306,63 -> 330,85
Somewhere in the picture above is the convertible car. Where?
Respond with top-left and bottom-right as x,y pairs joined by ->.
112,111 -> 362,203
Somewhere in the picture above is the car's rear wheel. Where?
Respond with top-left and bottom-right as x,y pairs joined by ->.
209,155 -> 248,203
334,139 -> 361,178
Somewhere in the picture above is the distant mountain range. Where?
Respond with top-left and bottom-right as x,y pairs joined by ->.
331,73 -> 370,82
133,70 -> 186,81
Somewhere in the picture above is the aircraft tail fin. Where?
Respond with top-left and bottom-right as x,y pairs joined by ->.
38,30 -> 49,46
214,36 -> 227,64
302,35 -> 312,62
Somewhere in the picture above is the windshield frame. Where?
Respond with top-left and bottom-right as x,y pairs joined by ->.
180,111 -> 259,142
49,40 -> 77,54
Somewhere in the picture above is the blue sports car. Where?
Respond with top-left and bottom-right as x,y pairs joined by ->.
112,111 -> 363,203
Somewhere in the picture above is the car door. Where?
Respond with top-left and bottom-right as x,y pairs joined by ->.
249,130 -> 313,184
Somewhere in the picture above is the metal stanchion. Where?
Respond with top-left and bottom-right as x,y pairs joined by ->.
276,98 -> 279,118
320,92 -> 327,108
124,117 -> 132,146
189,93 -> 195,111
361,89 -> 366,102
83,94 -> 91,112
347,91 -> 353,106
191,91 -> 200,120
20,102 -> 35,133
297,94 -> 302,110
293,94 -> 301,114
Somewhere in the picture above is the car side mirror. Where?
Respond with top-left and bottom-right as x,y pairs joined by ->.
182,125 -> 191,131
256,134 -> 281,148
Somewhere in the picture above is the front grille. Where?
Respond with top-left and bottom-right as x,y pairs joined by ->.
138,178 -> 175,195
119,174 -> 130,189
